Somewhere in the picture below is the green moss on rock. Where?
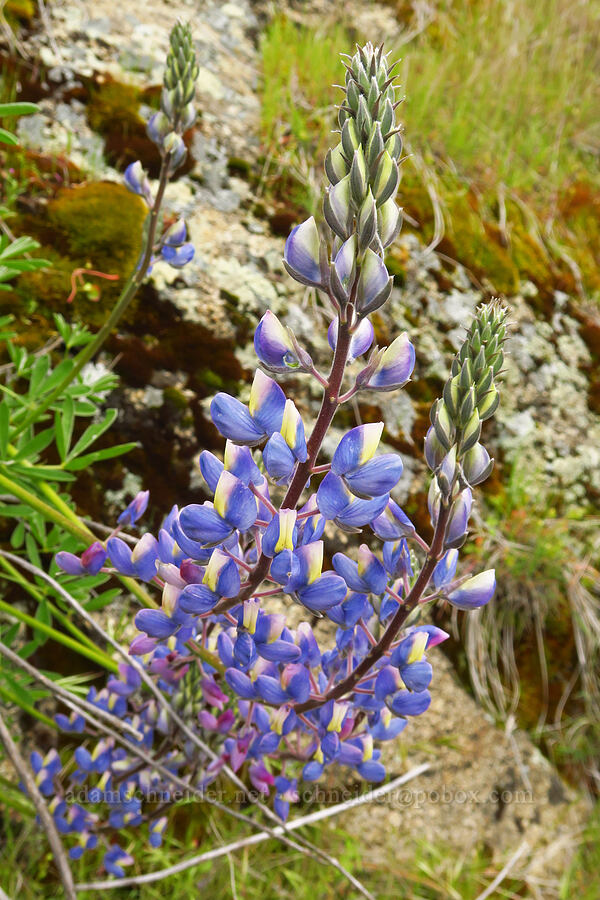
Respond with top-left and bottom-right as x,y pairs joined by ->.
17,182 -> 147,325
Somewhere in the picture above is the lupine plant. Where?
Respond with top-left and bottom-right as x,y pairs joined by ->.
24,39 -> 507,879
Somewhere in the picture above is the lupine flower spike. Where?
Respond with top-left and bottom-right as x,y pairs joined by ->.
45,38 -> 507,872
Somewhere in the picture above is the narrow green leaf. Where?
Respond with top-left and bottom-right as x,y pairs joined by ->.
84,588 -> 120,612
64,441 -> 137,470
11,463 -> 75,482
40,357 -> 73,395
0,102 -> 39,116
10,520 -> 24,548
14,426 -> 55,461
66,408 -> 118,460
0,128 -> 18,146
0,403 -> 9,458
55,395 -> 74,461
28,355 -> 50,396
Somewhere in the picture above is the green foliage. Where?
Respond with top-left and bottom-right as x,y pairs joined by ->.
0,809 -> 534,899
0,235 -> 48,290
260,16 -> 352,214
0,313 -> 138,677
560,802 -> 600,900
11,183 -> 148,321
0,101 -> 38,146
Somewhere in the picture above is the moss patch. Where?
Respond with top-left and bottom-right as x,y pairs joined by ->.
14,181 -> 147,325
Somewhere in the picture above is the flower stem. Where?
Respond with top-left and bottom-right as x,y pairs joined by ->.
293,502 -> 451,714
213,319 -> 353,615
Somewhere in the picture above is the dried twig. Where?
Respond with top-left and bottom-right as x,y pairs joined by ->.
0,707 -> 76,900
0,639 -> 144,740
474,840 -> 529,900
76,765 -> 431,891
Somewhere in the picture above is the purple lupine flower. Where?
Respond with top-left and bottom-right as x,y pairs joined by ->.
118,490 -> 149,526
160,242 -> 195,268
179,471 -> 257,546
365,333 -> 415,391
333,544 -> 387,594
210,369 -> 286,446
254,311 -> 300,373
107,532 -> 158,582
329,423 -> 403,499
103,846 -> 134,878
124,160 -> 153,206
56,541 -> 107,576
328,316 -> 374,362
33,39 -> 506,867
447,570 -> 496,610
283,217 -> 322,287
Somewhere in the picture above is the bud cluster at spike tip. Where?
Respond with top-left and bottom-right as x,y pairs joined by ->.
123,21 -> 198,272
282,41 -> 404,334
425,301 -> 508,511
34,39 -> 508,874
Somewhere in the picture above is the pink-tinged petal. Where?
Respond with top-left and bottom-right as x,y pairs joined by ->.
367,332 -> 415,390
254,310 -> 298,372
448,569 -> 495,610
411,624 -> 450,648
249,369 -> 286,435
281,663 -> 311,703
331,423 -> 383,475
283,216 -> 322,286
80,541 -> 107,574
